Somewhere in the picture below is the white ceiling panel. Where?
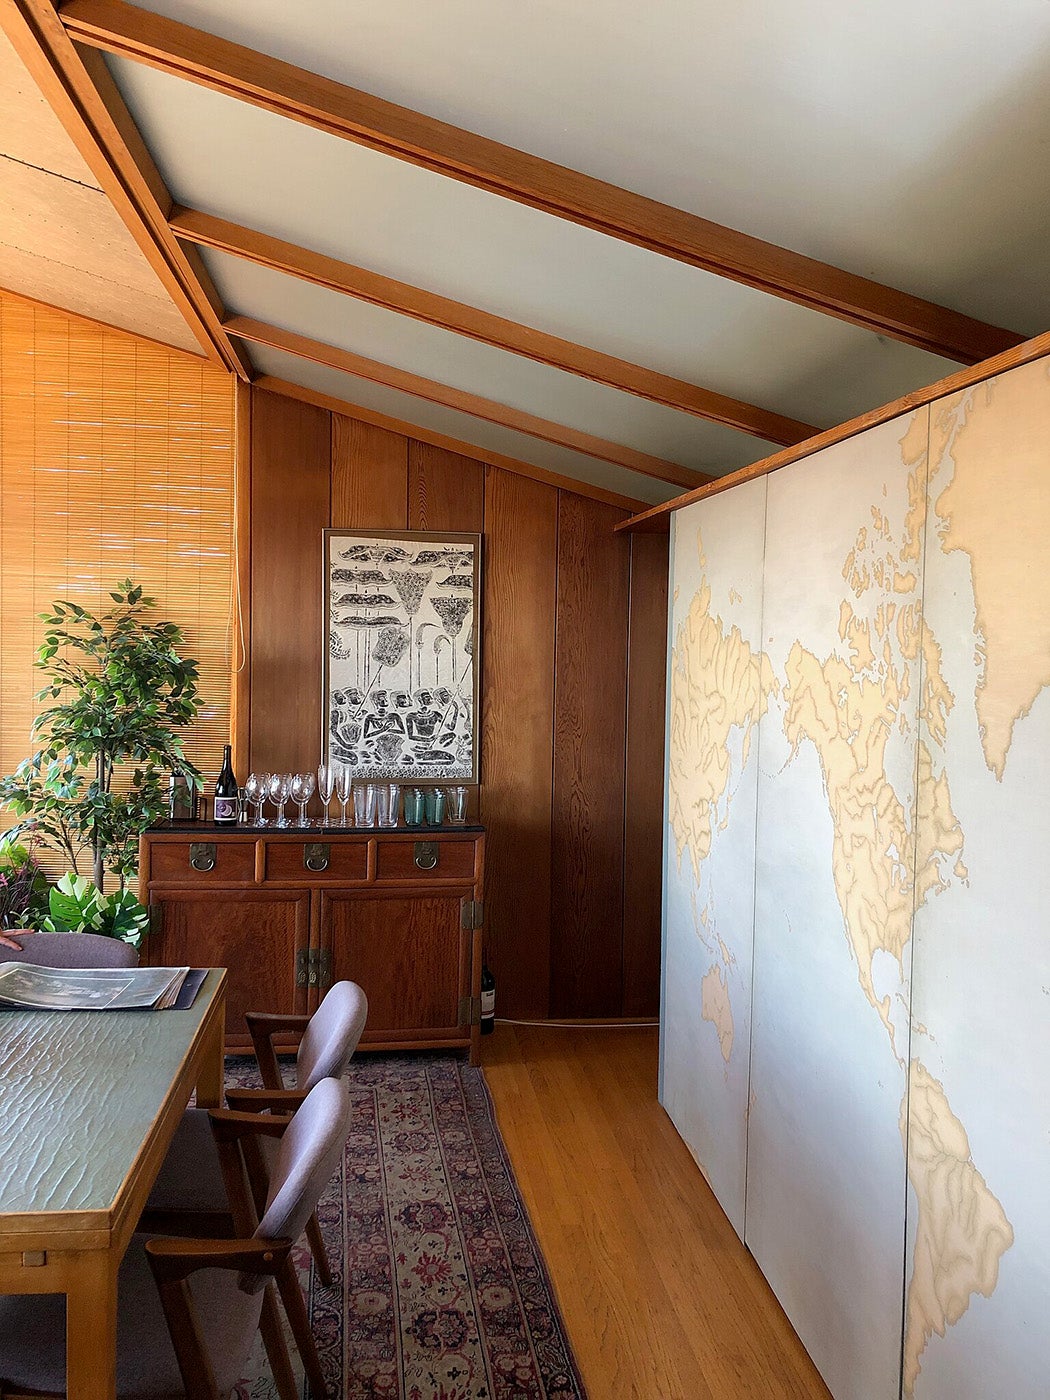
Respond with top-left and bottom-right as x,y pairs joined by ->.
121,0 -> 1050,333
202,249 -> 776,473
107,56 -> 961,432
244,342 -> 679,507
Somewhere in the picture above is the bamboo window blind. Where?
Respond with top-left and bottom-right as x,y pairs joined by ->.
0,292 -> 237,856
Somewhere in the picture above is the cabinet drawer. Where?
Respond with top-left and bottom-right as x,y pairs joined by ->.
148,839 -> 257,884
263,840 -> 369,883
375,838 -> 477,881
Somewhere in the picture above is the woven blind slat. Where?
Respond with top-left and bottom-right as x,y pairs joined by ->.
0,294 -> 236,873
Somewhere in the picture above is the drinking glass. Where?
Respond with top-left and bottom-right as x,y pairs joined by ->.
375,783 -> 400,828
291,771 -> 316,827
424,788 -> 446,825
446,785 -> 468,825
316,761 -> 336,827
335,764 -> 353,826
244,772 -> 270,826
353,782 -> 377,828
403,787 -> 425,826
269,771 -> 292,827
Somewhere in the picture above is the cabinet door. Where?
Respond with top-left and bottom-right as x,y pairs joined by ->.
146,889 -> 311,1046
319,889 -> 471,1045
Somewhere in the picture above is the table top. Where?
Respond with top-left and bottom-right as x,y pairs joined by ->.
0,970 -> 224,1226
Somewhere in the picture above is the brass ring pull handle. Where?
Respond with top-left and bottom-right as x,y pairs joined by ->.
189,842 -> 216,872
304,843 -> 330,872
414,841 -> 439,871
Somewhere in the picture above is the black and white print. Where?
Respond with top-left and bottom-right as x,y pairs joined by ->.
323,530 -> 481,781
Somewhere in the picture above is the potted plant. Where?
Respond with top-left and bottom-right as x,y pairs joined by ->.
0,839 -> 50,932
0,580 -> 203,942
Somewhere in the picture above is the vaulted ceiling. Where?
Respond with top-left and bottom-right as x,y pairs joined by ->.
3,0 -> 1049,508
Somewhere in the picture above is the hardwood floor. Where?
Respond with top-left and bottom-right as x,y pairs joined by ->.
482,1023 -> 831,1400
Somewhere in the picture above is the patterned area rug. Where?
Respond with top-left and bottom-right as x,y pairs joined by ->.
232,1053 -> 586,1400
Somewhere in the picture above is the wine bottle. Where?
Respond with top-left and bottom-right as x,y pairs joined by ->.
480,963 -> 495,1035
213,744 -> 239,825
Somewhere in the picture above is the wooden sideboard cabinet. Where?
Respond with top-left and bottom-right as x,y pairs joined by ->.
139,825 -> 485,1063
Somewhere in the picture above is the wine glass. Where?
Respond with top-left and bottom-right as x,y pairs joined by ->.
245,771 -> 270,825
291,771 -> 316,827
268,771 -> 292,827
335,764 -> 353,827
317,761 -> 336,827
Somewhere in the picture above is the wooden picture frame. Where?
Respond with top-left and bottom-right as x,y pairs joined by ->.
322,528 -> 481,782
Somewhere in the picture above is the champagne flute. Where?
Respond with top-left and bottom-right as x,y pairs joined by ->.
245,771 -> 270,826
335,764 -> 353,827
269,771 -> 292,827
291,771 -> 315,827
317,761 -> 336,827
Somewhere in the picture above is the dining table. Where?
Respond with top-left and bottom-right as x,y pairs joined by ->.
0,968 -> 227,1399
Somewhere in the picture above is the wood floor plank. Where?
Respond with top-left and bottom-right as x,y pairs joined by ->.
483,1024 -> 830,1399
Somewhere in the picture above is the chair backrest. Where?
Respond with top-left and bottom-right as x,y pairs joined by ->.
296,980 -> 368,1090
256,1077 -> 351,1251
0,930 -> 139,968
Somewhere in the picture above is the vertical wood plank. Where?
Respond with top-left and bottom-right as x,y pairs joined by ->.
249,387 -> 330,772
408,441 -> 485,532
481,467 -> 558,1019
551,493 -> 630,1016
230,378 -> 252,781
622,532 -> 669,1017
331,414 -> 408,528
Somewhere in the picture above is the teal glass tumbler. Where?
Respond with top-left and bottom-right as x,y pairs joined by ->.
403,787 -> 425,826
425,788 -> 446,825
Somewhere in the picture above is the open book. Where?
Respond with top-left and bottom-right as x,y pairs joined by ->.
0,962 -> 193,1011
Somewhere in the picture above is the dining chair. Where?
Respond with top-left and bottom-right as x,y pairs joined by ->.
0,1075 -> 351,1400
146,979 -> 368,1287
0,930 -> 139,967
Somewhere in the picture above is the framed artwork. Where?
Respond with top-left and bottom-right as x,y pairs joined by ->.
322,528 -> 481,782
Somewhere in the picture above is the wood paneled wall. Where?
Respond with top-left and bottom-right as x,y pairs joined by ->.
246,386 -> 666,1019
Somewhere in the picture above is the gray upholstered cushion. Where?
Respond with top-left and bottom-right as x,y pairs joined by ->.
296,980 -> 368,1089
259,1077 -> 351,1246
146,1105 -> 229,1213
0,1233 -> 261,1397
0,931 -> 139,968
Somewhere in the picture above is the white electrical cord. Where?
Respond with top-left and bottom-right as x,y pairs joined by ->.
494,1018 -> 658,1030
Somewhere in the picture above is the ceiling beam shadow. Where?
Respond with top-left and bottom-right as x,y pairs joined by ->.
615,323 -> 1050,534
226,315 -> 713,491
63,0 -> 1024,364
171,206 -> 817,446
257,374 -> 650,513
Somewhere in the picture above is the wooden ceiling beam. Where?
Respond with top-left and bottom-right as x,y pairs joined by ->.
226,315 -> 711,492
2,0 -> 251,377
62,0 -> 1024,365
255,375 -> 649,513
170,206 -> 816,447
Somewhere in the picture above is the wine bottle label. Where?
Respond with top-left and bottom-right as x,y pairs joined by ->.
213,796 -> 238,822
481,990 -> 495,1017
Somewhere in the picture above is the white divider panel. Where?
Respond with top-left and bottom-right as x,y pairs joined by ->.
905,360 -> 1050,1400
660,476 -> 769,1238
746,411 -> 930,1400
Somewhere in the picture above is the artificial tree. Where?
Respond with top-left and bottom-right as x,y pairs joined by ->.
0,580 -> 203,892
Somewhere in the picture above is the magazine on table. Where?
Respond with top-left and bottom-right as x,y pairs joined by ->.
0,962 -> 191,1011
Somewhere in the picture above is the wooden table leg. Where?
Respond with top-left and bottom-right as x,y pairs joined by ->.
195,985 -> 226,1109
66,1250 -> 118,1399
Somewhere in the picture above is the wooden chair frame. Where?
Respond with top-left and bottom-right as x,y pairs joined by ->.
245,1010 -> 314,1090
140,1108 -> 328,1400
238,1011 -> 342,1288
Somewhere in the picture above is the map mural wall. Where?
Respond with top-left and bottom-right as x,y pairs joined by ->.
662,354 -> 1050,1400
662,476 -> 768,1239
